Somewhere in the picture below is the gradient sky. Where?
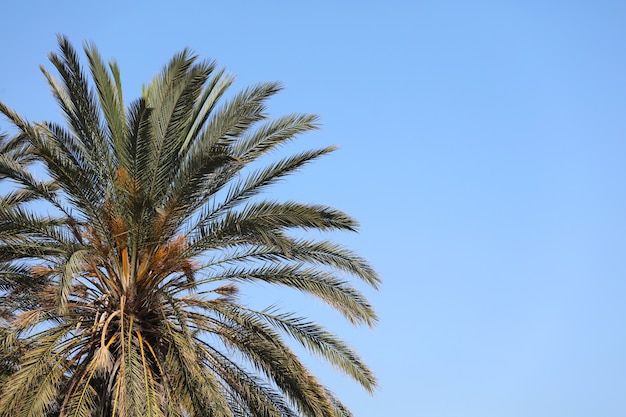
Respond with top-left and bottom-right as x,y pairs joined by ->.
2,1 -> 626,416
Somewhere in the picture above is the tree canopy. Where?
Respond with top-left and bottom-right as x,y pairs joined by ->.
0,36 -> 379,417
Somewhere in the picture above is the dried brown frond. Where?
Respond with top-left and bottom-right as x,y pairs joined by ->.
37,284 -> 59,305
30,265 -> 55,278
213,283 -> 238,297
83,225 -> 109,256
92,345 -> 114,375
13,309 -> 41,329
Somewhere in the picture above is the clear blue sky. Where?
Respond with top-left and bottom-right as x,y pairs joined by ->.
2,1 -> 626,416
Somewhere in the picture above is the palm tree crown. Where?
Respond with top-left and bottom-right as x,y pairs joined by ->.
0,36 -> 379,417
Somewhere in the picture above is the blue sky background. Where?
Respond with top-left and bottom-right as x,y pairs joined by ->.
2,1 -> 626,416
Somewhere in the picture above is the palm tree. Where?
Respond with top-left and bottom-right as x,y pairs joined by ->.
0,37 -> 379,417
